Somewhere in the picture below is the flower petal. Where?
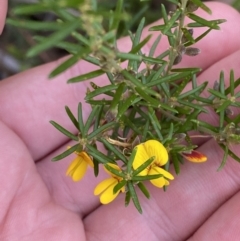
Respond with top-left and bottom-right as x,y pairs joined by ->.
104,163 -> 122,178
150,176 -> 166,188
66,156 -> 80,176
100,180 -> 120,204
151,166 -> 174,180
149,167 -> 174,188
164,179 -> 170,186
182,150 -> 207,163
66,156 -> 88,181
143,140 -> 169,166
133,144 -> 149,173
94,177 -> 116,195
81,151 -> 94,167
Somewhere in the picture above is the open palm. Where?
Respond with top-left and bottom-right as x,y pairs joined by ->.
1,2 -> 240,240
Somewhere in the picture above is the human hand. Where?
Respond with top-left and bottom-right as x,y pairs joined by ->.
1,1 -> 240,240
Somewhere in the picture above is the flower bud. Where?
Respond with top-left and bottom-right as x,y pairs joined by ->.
173,53 -> 182,65
181,150 -> 207,162
178,45 -> 186,55
187,1 -> 199,12
185,47 -> 201,56
181,28 -> 194,43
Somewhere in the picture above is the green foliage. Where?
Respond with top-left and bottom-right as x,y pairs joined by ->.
8,0 -> 240,214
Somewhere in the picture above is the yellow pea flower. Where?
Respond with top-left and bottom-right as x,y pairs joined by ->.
66,151 -> 93,181
94,163 -> 125,204
133,140 -> 174,188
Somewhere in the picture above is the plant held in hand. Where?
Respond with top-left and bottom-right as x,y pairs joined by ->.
9,0 -> 240,213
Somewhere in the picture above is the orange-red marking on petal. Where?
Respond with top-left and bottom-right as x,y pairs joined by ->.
181,150 -> 207,163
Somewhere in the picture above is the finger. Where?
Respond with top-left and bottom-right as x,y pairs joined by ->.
0,121 -> 31,216
0,60 -> 91,161
36,140 -> 105,216
0,121 -> 84,240
83,139 -> 240,241
0,2 -> 239,161
188,191 -> 240,241
0,0 -> 7,34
